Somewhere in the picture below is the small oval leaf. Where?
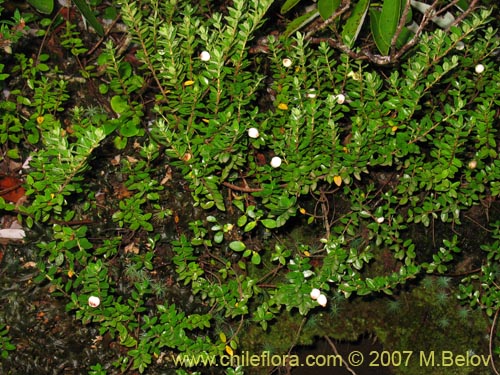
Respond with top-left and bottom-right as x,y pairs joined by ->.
261,219 -> 277,229
229,241 -> 246,252
251,251 -> 261,265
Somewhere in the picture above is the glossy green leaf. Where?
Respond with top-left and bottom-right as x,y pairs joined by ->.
341,0 -> 370,47
370,0 -> 403,55
380,0 -> 403,33
27,0 -> 54,14
318,0 -> 341,20
283,9 -> 319,37
119,121 -> 140,137
370,8 -> 385,54
455,0 -> 469,12
251,251 -> 261,265
280,0 -> 301,14
261,219 -> 277,229
72,0 -> 105,36
244,221 -> 257,232
229,241 -> 246,252
110,95 -> 129,114
237,215 -> 247,227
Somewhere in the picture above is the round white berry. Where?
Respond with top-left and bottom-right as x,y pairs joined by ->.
336,94 -> 346,105
475,64 -> 485,74
306,89 -> 317,99
88,296 -> 101,308
455,41 -> 465,51
248,127 -> 259,139
270,156 -> 282,168
282,58 -> 292,68
310,288 -> 321,300
468,160 -> 477,169
376,217 -> 385,224
200,51 -> 211,62
317,294 -> 327,307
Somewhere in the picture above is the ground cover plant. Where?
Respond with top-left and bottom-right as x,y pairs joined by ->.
0,0 -> 499,374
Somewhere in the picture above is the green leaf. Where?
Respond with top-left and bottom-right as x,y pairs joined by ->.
27,0 -> 54,14
251,251 -> 261,265
283,9 -> 319,37
214,231 -> 224,243
229,241 -> 246,252
261,219 -> 277,229
455,0 -> 469,12
110,95 -> 129,114
72,0 -> 105,37
119,119 -> 140,137
370,0 -> 403,55
380,0 -> 403,35
281,0 -> 301,14
237,215 -> 247,227
365,278 -> 377,290
6,148 -> 20,159
341,0 -> 370,47
244,221 -> 257,232
318,0 -> 341,20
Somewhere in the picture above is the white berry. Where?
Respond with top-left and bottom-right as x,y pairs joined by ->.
336,94 -> 346,104
248,127 -> 259,139
200,51 -> 211,62
376,217 -> 385,224
270,156 -> 282,168
88,296 -> 101,307
282,58 -> 292,68
317,294 -> 327,307
310,288 -> 321,300
306,89 -> 317,99
475,64 -> 485,74
468,160 -> 477,169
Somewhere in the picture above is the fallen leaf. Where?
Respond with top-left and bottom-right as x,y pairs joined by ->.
0,176 -> 25,203
124,242 -> 139,254
0,228 -> 26,240
110,155 -> 121,166
112,182 -> 132,199
160,167 -> 172,185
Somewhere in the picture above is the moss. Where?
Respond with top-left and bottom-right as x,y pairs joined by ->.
370,277 -> 490,375
240,275 -> 490,375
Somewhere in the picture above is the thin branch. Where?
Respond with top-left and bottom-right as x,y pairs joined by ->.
306,0 -> 481,65
390,0 -> 412,59
324,336 -> 359,375
391,0 -> 441,62
305,0 -> 351,40
489,308 -> 500,375
451,0 -> 480,27
222,181 -> 262,193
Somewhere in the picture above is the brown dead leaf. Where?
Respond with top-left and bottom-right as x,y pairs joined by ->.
124,242 -> 140,254
0,176 -> 26,203
112,182 -> 132,199
110,155 -> 121,166
160,167 -> 172,185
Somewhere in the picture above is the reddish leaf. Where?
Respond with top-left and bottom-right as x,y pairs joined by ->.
0,176 -> 26,203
